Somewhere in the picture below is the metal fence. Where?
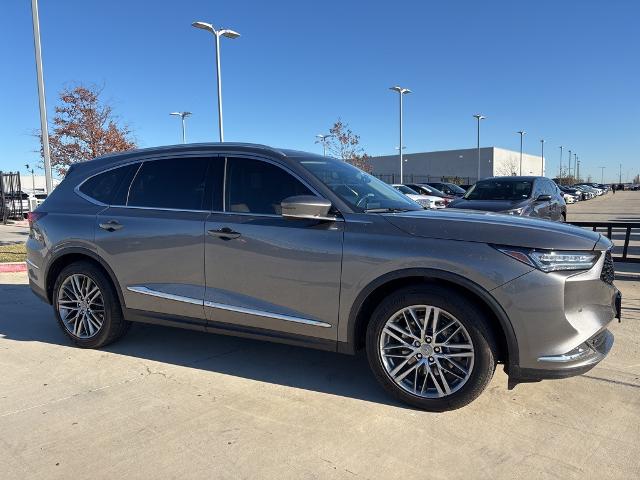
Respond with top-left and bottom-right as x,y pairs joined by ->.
373,174 -> 475,186
569,221 -> 640,263
1,172 -> 24,224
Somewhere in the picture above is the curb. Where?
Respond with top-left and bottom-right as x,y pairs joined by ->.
0,262 -> 27,273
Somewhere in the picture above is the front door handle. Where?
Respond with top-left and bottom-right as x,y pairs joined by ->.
99,220 -> 123,232
208,227 -> 241,240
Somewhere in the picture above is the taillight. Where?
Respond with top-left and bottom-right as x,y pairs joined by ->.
27,211 -> 47,227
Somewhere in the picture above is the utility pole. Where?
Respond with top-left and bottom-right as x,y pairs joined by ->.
576,158 -> 580,183
517,131 -> 526,175
540,139 -> 545,176
558,145 -> 563,183
619,163 -> 622,184
567,149 -> 572,178
599,166 -> 605,184
30,0 -> 53,193
473,114 -> 486,181
574,153 -> 578,181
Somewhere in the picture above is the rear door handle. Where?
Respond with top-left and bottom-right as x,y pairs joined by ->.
99,220 -> 123,232
208,227 -> 241,240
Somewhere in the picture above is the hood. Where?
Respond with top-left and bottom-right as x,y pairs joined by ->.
448,198 -> 525,212
383,208 -> 601,251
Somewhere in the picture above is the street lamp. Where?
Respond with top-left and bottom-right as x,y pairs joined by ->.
315,134 -> 333,156
600,166 -> 605,184
517,131 -> 526,175
540,139 -> 545,176
574,153 -> 578,181
30,0 -> 53,194
558,145 -> 563,183
567,149 -> 572,178
25,164 -> 35,193
473,114 -> 486,181
192,21 -> 240,142
389,86 -> 411,183
170,111 -> 192,144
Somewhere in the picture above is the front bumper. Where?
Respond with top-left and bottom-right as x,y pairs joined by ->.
491,249 -> 619,382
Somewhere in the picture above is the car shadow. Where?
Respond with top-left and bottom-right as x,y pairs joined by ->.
0,282 -> 402,408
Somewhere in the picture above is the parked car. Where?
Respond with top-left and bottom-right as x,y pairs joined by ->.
26,144 -> 620,411
392,184 -> 445,209
425,182 -> 466,197
575,183 -> 604,196
448,176 -> 567,221
404,183 -> 455,206
28,192 -> 48,211
562,192 -> 577,204
573,185 -> 596,199
558,185 -> 583,201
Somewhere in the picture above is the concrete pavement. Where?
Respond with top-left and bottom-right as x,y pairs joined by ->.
1,270 -> 639,479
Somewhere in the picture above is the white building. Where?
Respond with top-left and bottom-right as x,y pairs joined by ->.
368,147 -> 545,184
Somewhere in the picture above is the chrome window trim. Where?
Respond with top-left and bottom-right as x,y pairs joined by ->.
127,286 -> 204,306
126,285 -> 331,328
108,205 -> 211,214
204,300 -> 332,328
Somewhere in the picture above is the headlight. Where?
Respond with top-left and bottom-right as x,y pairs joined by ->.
495,246 -> 599,272
502,207 -> 524,215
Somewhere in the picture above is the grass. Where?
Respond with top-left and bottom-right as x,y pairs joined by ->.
0,243 -> 27,263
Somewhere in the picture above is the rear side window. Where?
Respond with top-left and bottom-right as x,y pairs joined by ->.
79,164 -> 137,205
127,157 -> 209,210
225,157 -> 313,215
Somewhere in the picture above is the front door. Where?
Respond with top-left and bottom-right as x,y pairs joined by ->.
94,156 -> 212,323
204,156 -> 343,343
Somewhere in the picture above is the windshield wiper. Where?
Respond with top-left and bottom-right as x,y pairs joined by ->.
364,207 -> 415,213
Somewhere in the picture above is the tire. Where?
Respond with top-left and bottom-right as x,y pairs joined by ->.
53,261 -> 130,348
366,285 -> 497,411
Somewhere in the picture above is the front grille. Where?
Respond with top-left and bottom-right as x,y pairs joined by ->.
600,250 -> 615,285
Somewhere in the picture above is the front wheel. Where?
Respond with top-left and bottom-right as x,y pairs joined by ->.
366,286 -> 497,411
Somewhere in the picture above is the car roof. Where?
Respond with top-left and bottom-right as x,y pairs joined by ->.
481,176 -> 540,181
66,143 -> 323,177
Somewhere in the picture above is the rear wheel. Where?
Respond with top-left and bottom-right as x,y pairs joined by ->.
53,261 -> 130,348
366,285 -> 497,411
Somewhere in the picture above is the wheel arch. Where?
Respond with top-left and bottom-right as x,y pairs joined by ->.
341,268 -> 519,370
45,248 -> 124,307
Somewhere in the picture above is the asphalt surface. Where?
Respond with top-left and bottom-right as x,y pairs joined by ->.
1,270 -> 639,479
0,221 -> 29,246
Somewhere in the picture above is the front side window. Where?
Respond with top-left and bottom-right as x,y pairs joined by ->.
225,157 -> 313,215
464,180 -> 533,201
299,157 -> 421,212
127,157 -> 209,210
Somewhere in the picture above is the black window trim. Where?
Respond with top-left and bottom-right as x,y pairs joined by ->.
74,152 -> 338,218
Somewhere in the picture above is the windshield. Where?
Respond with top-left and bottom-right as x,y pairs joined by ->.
394,185 -> 418,195
443,183 -> 466,194
464,179 -> 533,201
298,157 -> 422,212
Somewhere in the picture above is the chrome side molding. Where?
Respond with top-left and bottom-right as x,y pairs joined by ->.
127,285 -> 332,328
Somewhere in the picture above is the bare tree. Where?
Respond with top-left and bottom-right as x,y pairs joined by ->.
39,85 -> 136,175
325,119 -> 372,172
494,157 -> 519,177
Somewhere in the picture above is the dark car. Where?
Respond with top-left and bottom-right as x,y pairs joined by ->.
448,176 -> 566,221
404,183 -> 455,206
425,182 -> 466,197
559,185 -> 586,201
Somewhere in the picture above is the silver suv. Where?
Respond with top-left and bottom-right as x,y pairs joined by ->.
26,144 -> 621,411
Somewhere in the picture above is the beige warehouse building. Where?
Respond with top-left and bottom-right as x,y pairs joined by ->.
368,147 -> 545,184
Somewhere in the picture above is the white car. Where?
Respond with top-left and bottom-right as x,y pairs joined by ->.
392,184 -> 446,209
562,193 -> 577,204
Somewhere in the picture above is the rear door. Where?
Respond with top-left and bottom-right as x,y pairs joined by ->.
94,156 -> 212,323
203,156 -> 343,343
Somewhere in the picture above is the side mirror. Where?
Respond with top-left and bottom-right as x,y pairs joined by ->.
281,195 -> 336,221
535,194 -> 552,202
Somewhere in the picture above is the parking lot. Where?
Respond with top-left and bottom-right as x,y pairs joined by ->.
1,193 -> 639,479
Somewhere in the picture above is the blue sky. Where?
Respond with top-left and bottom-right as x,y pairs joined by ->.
2,0 -> 639,182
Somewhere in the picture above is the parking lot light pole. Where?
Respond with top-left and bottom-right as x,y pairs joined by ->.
517,131 -> 526,175
170,112 -> 192,143
558,146 -> 563,182
600,166 -> 605,184
315,134 -> 333,157
192,21 -> 240,142
473,114 -> 486,181
390,86 -> 411,183
30,0 -> 53,194
540,139 -> 545,176
567,149 -> 572,178
574,153 -> 578,181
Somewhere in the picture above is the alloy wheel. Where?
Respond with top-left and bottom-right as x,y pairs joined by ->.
379,305 -> 474,398
57,274 -> 105,339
